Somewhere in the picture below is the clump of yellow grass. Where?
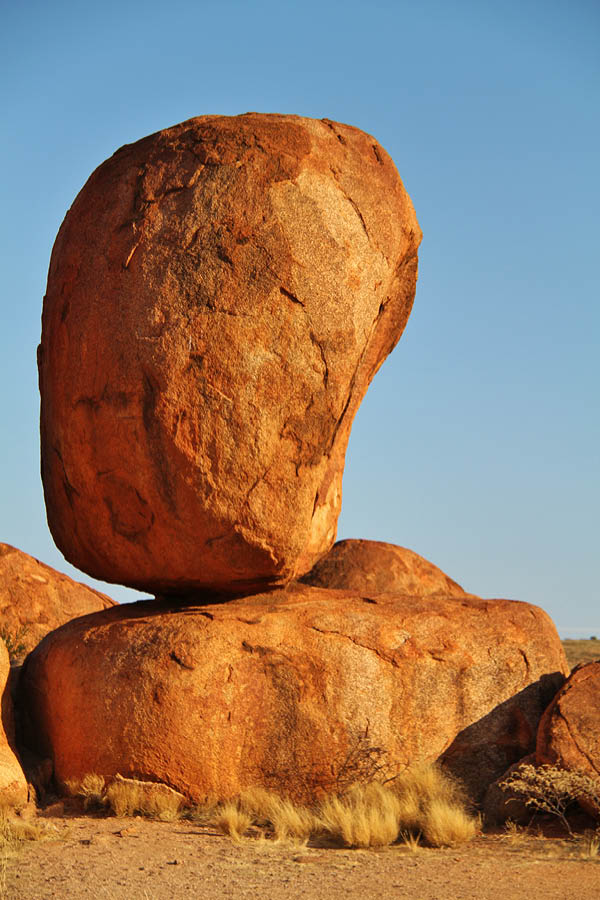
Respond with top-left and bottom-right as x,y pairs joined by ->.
390,762 -> 478,847
214,802 -> 253,842
0,804 -> 49,848
208,764 -> 477,849
103,775 -> 183,821
56,763 -> 478,850
65,774 -> 106,810
319,781 -> 403,847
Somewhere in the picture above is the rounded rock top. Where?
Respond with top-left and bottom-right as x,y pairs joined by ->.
39,114 -> 422,595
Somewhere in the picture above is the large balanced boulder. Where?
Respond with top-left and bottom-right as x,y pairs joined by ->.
0,639 -> 28,807
20,584 -> 567,803
38,114 -> 422,596
536,661 -> 600,781
0,543 -> 116,660
299,539 -> 470,596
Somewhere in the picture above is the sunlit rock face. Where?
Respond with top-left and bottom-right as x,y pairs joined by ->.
20,585 -> 566,804
39,113 -> 421,595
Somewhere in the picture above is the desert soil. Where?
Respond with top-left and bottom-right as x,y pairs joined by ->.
6,639 -> 599,898
5,813 -> 600,900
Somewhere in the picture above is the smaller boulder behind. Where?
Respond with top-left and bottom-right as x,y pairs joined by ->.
299,539 -> 471,597
0,543 -> 116,661
536,660 -> 600,817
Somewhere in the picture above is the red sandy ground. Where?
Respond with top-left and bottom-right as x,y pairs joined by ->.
6,814 -> 599,900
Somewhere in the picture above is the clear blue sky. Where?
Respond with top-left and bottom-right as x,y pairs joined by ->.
1,0 -> 598,636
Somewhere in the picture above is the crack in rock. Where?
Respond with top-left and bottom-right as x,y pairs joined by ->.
309,625 -> 399,667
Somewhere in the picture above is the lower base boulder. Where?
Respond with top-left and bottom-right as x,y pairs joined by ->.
19,584 -> 568,804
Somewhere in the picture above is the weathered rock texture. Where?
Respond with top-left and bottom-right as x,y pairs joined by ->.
536,661 -> 600,781
20,584 -> 567,803
0,543 -> 116,660
299,539 -> 470,597
39,114 -> 422,595
0,639 -> 28,806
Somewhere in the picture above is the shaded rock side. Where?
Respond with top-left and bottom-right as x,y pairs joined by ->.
39,113 -> 422,595
299,539 -> 470,596
536,661 -> 600,788
19,584 -> 567,804
0,639 -> 28,807
0,543 -> 116,660
482,753 -> 535,825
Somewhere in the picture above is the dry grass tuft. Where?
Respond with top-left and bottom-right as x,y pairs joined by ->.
105,775 -> 183,821
319,781 -> 403,848
215,802 -> 252,842
316,766 -> 477,849
65,774 -> 106,810
390,763 -> 477,847
503,819 -> 527,845
260,796 -> 317,844
578,831 -> 600,859
400,829 -> 422,852
0,805 -> 49,848
215,789 -> 318,845
185,799 -> 220,825
420,798 -> 478,847
50,763 -> 477,854
207,765 -> 477,850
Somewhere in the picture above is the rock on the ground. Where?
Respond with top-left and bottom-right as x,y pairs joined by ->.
0,543 -> 116,660
19,584 -> 567,804
482,754 -> 536,825
39,114 -> 422,595
0,639 -> 28,807
536,661 -> 600,814
299,539 -> 470,596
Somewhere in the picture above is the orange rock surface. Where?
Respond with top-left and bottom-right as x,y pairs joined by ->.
536,660 -> 600,779
20,584 -> 567,803
0,543 -> 116,658
0,639 -> 28,807
299,539 -> 470,596
39,114 -> 421,595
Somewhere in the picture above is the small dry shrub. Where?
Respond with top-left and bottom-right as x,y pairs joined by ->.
500,764 -> 600,834
0,625 -> 29,663
333,726 -> 393,792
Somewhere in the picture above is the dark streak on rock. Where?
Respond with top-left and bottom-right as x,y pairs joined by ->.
170,650 -> 194,670
53,445 -> 79,509
280,286 -> 304,306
